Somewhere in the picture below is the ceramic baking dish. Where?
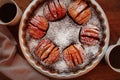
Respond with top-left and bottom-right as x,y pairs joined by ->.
19,0 -> 110,79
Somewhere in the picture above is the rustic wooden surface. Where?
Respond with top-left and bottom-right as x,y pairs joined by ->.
1,0 -> 120,80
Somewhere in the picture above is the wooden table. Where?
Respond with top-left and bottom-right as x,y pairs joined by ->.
1,0 -> 120,80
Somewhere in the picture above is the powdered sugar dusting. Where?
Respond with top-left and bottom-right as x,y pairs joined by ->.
26,32 -> 39,53
88,9 -> 101,27
54,60 -> 68,72
46,15 -> 81,50
84,45 -> 99,56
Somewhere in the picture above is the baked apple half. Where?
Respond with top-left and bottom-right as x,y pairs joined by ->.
80,24 -> 100,46
63,45 -> 86,68
44,0 -> 66,21
68,0 -> 91,25
35,39 -> 60,64
28,15 -> 48,39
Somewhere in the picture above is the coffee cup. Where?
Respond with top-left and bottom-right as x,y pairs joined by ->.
105,38 -> 120,73
0,0 -> 22,26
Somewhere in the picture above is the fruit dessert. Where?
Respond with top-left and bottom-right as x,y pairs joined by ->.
44,0 -> 66,21
35,39 -> 60,65
68,0 -> 91,24
63,45 -> 86,68
28,16 -> 48,39
80,24 -> 100,46
25,0 -> 103,73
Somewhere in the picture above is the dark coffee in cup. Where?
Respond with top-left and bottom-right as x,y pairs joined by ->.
109,45 -> 120,69
0,3 -> 17,23
0,0 -> 22,26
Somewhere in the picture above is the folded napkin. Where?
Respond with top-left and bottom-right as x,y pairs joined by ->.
0,26 -> 49,80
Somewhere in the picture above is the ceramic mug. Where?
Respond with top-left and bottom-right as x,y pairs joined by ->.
0,0 -> 22,26
105,38 -> 120,73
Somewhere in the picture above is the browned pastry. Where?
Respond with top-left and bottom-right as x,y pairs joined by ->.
28,15 -> 48,39
68,0 -> 91,25
43,0 -> 66,21
35,39 -> 60,64
80,24 -> 100,46
63,45 -> 86,68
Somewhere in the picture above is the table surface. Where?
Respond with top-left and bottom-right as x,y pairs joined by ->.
1,0 -> 120,80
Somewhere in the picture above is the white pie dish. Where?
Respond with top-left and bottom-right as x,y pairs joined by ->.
19,0 -> 110,79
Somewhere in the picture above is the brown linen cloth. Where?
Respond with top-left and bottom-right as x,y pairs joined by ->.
0,26 -> 49,80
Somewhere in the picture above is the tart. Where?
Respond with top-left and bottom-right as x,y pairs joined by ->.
19,0 -> 109,79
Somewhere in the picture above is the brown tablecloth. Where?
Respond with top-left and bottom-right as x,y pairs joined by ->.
0,26 -> 49,80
